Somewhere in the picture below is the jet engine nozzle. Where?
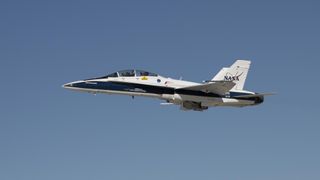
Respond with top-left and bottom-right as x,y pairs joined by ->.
254,96 -> 264,104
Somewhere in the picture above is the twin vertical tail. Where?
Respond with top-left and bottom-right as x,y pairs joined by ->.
212,60 -> 251,90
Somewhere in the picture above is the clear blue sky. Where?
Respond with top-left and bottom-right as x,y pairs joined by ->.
1,0 -> 319,179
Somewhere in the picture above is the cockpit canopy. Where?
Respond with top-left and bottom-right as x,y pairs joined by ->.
100,69 -> 158,79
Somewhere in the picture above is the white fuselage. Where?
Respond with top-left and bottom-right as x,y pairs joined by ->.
63,75 -> 258,110
63,61 -> 268,111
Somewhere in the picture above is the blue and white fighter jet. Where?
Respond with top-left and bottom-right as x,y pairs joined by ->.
63,60 -> 272,111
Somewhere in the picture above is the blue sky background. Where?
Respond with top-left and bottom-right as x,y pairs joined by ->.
1,0 -> 319,179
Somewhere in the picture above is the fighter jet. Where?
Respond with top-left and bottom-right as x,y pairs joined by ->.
63,60 -> 273,111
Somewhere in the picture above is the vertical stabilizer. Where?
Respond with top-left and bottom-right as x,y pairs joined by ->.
212,60 -> 251,90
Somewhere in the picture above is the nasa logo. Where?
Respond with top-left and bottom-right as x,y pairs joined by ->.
224,72 -> 243,81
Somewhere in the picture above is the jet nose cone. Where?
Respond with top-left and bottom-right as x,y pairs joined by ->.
62,80 -> 85,89
62,82 -> 74,88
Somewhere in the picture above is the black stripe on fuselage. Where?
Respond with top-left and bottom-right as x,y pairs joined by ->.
108,81 -> 222,98
72,81 -> 174,95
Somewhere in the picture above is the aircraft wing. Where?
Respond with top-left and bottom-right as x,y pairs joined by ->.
177,81 -> 236,95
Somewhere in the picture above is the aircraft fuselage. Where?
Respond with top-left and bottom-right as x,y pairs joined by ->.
63,69 -> 263,111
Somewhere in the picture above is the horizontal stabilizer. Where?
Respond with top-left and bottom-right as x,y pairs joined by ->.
177,81 -> 236,95
233,93 -> 276,98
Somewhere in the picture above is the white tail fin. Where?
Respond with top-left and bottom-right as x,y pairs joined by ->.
212,60 -> 251,90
